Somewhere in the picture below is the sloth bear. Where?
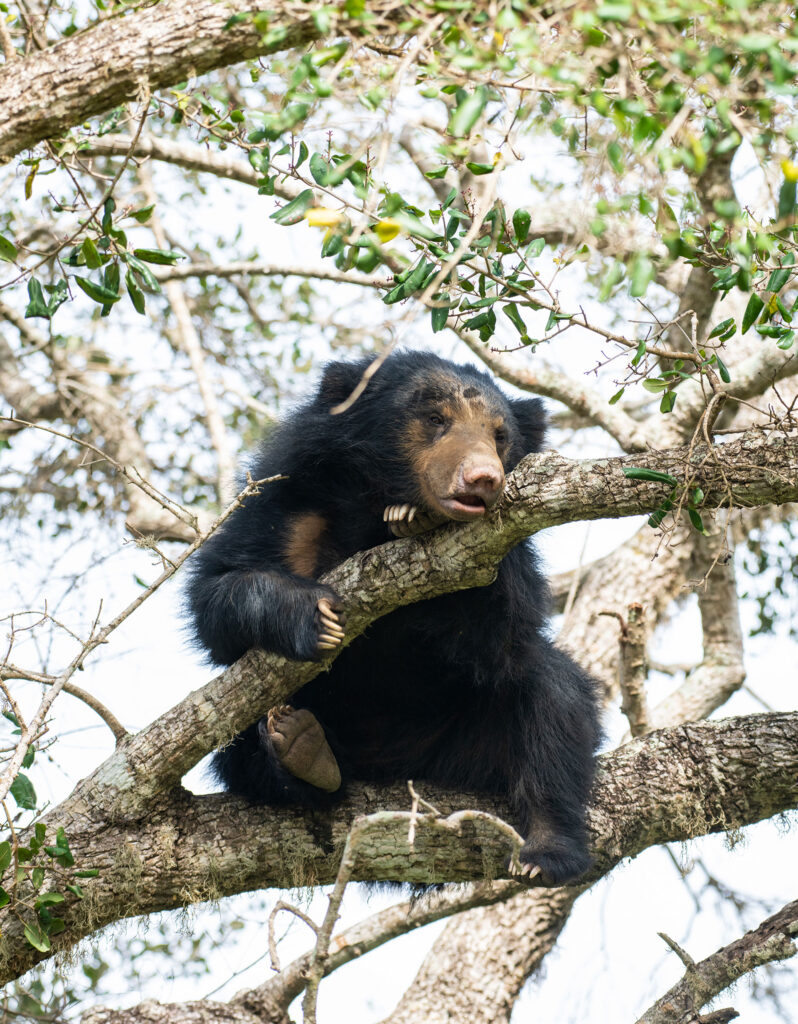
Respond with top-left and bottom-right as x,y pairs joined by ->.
187,350 -> 601,884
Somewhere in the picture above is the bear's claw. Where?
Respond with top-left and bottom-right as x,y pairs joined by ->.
383,504 -> 444,538
316,597 -> 345,653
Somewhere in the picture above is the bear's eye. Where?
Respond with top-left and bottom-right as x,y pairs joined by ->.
495,428 -> 507,444
428,412 -> 445,427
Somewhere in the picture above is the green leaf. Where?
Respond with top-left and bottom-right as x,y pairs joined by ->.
659,391 -> 676,413
608,387 -> 625,405
0,841 -> 11,873
622,467 -> 679,486
127,256 -> 161,293
21,744 -> 34,769
24,278 -> 51,319
465,161 -> 495,175
10,773 -> 37,810
321,230 -> 344,258
35,892 -> 65,907
32,866 -> 44,889
778,178 -> 796,220
767,267 -> 792,293
503,302 -> 528,337
0,234 -> 18,262
309,153 -> 330,184
392,213 -> 439,241
73,868 -> 100,878
629,255 -> 654,297
131,247 -> 183,266
130,204 -> 155,223
688,509 -> 708,534
269,189 -> 314,226
431,294 -> 450,333
425,165 -> 449,179
0,886 -> 10,909
296,140 -> 309,168
741,293 -> 764,334
524,237 -> 545,259
715,354 -> 731,383
24,921 -> 51,952
66,883 -> 85,898
81,238 -> 103,270
598,261 -> 624,302
448,85 -> 488,138
126,270 -> 146,315
648,497 -> 674,529
512,209 -> 531,244
707,317 -> 735,339
383,280 -> 408,304
74,277 -> 119,305
443,187 -> 457,210
607,140 -> 624,174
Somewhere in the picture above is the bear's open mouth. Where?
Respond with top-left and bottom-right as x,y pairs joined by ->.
439,494 -> 488,519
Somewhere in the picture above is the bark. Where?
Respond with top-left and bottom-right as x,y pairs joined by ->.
636,899 -> 798,1024
2,714 -> 794,996
0,0 -> 318,162
384,887 -> 579,1024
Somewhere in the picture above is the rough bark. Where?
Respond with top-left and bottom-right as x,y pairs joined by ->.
0,0 -> 329,163
2,714 -> 795,995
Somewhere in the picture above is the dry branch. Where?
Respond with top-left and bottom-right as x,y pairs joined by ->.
636,899 -> 798,1024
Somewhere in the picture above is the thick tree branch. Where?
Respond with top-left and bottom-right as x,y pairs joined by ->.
636,899 -> 798,1024
30,427 -> 797,829
1,713 -> 796,987
0,0 -> 333,163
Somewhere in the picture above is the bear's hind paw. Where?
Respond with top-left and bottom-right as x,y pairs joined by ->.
263,706 -> 341,792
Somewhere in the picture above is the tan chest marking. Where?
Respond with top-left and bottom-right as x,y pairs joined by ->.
283,512 -> 327,578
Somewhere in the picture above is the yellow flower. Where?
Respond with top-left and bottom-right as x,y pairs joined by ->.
304,207 -> 344,228
781,159 -> 798,182
374,219 -> 402,243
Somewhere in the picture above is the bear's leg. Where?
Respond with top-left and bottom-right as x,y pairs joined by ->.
263,705 -> 341,792
512,649 -> 601,885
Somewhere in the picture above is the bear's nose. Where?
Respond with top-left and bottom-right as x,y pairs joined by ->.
461,461 -> 504,505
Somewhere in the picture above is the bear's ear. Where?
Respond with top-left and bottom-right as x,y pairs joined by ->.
315,360 -> 366,409
510,397 -> 546,453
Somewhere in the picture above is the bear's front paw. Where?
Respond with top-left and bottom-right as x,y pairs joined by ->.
383,504 -> 445,538
284,586 -> 346,661
514,837 -> 592,886
315,596 -> 346,654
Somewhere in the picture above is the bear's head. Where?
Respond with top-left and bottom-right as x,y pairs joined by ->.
394,361 -> 544,521
316,352 -> 545,522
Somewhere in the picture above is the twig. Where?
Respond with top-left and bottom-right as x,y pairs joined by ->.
0,472 -> 279,803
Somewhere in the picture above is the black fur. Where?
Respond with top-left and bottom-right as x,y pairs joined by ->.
186,351 -> 601,884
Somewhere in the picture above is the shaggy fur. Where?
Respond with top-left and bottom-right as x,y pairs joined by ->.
186,351 -> 601,883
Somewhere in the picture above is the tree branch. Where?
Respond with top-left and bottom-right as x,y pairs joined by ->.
636,899 -> 798,1024
1,713 -> 796,987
